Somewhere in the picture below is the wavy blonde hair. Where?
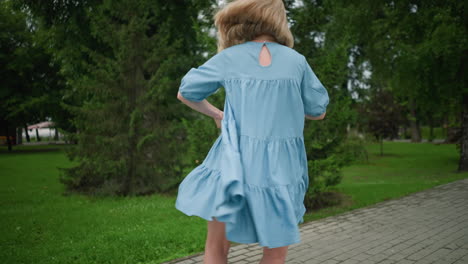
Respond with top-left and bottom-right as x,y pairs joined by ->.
213,0 -> 294,52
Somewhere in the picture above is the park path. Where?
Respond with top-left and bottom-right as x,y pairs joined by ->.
163,178 -> 468,264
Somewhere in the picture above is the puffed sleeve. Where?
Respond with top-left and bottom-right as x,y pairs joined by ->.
300,56 -> 330,117
178,51 -> 225,102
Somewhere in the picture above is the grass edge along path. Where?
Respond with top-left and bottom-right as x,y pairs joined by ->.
302,140 -> 468,223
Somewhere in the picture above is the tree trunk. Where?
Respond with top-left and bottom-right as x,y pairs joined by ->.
428,113 -> 434,142
429,126 -> 434,142
24,124 -> 30,142
409,100 -> 421,142
16,127 -> 22,144
443,116 -> 448,139
35,128 -> 41,142
122,35 -> 143,196
458,94 -> 468,171
379,134 -> 383,156
5,123 -> 12,152
54,128 -> 59,141
443,116 -> 448,142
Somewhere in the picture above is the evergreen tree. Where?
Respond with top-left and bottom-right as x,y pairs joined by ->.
18,0 -> 216,195
288,0 -> 362,209
59,0 -> 220,196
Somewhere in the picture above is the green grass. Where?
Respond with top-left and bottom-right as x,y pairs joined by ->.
0,145 -> 204,264
1,141 -> 467,264
303,141 -> 468,222
420,126 -> 446,140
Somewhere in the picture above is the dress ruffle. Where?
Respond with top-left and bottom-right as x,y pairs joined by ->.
175,98 -> 307,248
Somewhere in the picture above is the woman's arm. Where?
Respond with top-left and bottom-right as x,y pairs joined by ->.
177,91 -> 224,121
305,111 -> 326,120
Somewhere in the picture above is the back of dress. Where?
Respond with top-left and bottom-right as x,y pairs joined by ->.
176,40 -> 330,249
179,41 -> 329,138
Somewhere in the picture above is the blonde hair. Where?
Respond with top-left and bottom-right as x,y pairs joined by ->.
213,0 -> 294,52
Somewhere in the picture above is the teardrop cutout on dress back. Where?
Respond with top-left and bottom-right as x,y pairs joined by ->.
258,42 -> 272,67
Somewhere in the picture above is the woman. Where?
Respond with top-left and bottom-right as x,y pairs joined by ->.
175,0 -> 329,263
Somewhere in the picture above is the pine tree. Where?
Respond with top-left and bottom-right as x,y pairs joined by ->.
55,0 -> 214,195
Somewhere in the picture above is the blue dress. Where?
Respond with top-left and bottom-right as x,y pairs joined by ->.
175,40 -> 330,249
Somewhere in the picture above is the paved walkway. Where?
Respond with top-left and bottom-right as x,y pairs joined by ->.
164,178 -> 468,264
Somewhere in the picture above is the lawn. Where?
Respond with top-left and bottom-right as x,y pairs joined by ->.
1,142 -> 467,264
303,141 -> 468,222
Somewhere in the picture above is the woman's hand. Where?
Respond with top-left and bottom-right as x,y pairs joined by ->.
213,111 -> 224,129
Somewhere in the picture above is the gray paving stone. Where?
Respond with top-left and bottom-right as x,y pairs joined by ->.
438,248 -> 468,263
350,252 -> 372,261
360,260 -> 379,264
378,260 -> 397,264
228,247 -> 250,257
321,260 -> 340,264
163,178 -> 468,264
227,254 -> 247,263
367,253 -> 390,262
340,259 -> 360,264
395,260 -> 415,264
174,259 -> 195,264
230,261 -> 248,264
191,255 -> 203,262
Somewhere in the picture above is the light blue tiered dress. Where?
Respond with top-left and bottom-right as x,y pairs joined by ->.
175,40 -> 330,249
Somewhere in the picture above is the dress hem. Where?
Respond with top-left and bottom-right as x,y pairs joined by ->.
175,203 -> 303,249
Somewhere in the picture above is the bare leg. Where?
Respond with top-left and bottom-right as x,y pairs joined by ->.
204,217 -> 231,264
259,245 -> 289,264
